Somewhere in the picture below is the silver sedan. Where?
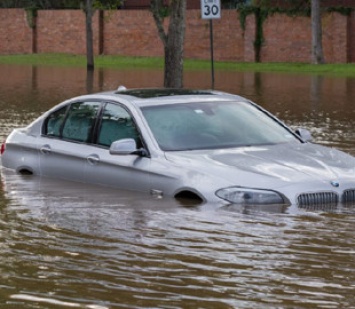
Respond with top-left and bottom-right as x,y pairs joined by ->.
2,88 -> 355,208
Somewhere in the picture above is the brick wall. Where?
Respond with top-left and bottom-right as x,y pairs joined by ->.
0,8 -> 354,63
101,10 -> 243,61
322,12 -> 349,63
261,12 -> 350,63
184,10 -> 244,61
243,14 -> 256,62
102,10 -> 163,57
36,10 -> 100,55
262,14 -> 311,63
0,9 -> 33,54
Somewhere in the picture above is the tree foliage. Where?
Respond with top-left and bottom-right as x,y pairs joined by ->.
0,0 -> 120,9
0,0 -> 79,8
221,0 -> 251,9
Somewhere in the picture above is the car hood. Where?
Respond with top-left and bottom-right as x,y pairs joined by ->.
164,142 -> 355,190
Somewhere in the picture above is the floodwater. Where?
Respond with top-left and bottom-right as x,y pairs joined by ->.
0,64 -> 355,308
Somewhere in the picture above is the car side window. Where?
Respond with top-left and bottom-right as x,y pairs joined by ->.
97,103 -> 140,147
62,101 -> 101,143
44,106 -> 68,137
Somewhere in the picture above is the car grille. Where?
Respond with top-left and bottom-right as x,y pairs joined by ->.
297,192 -> 339,207
298,189 -> 355,207
342,189 -> 355,204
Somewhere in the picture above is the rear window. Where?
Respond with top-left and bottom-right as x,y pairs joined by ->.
43,102 -> 101,143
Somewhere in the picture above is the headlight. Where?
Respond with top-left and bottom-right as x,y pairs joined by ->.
216,187 -> 285,205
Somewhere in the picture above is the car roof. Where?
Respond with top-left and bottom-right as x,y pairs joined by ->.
96,87 -> 248,107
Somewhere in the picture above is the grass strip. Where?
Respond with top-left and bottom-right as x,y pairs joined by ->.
0,54 -> 355,76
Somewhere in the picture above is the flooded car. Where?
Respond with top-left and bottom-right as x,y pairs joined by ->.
1,87 -> 355,207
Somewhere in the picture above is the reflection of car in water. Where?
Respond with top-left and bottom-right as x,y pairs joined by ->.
2,87 -> 355,209
0,168 -> 200,244
0,168 -> 197,222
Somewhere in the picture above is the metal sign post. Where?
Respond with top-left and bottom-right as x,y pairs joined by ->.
201,0 -> 221,89
209,19 -> 215,89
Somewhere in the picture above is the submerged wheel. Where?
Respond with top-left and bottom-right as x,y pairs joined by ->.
174,190 -> 204,206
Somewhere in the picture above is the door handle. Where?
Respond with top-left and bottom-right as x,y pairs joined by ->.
40,144 -> 51,155
87,154 -> 100,165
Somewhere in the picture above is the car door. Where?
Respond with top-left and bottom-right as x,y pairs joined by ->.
84,102 -> 151,192
39,101 -> 101,182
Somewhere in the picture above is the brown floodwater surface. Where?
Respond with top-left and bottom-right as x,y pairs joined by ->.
0,64 -> 355,308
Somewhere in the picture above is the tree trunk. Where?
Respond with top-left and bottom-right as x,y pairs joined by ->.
311,0 -> 325,64
85,0 -> 95,71
151,0 -> 186,88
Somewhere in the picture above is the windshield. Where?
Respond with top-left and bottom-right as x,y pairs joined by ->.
141,101 -> 300,151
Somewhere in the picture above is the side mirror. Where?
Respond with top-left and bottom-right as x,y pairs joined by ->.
295,128 -> 312,142
109,138 -> 137,155
109,138 -> 148,157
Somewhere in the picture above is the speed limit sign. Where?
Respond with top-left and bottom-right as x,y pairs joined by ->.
201,0 -> 221,19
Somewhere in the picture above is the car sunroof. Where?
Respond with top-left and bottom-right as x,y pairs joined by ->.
116,88 -> 215,99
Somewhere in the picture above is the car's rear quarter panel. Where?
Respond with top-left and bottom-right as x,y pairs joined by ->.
1,129 -> 40,174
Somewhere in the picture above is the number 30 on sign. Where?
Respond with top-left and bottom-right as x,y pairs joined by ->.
201,0 -> 221,19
